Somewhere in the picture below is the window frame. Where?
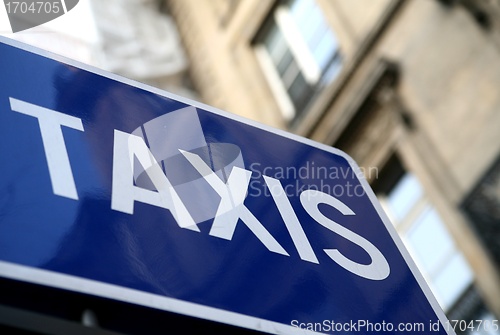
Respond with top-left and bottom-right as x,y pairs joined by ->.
376,161 -> 474,312
253,0 -> 342,122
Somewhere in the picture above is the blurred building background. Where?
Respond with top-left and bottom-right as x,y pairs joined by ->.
1,0 -> 499,334
162,0 -> 500,332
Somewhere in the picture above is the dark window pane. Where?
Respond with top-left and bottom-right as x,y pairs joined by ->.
287,72 -> 313,113
263,24 -> 288,66
276,49 -> 294,77
281,61 -> 300,88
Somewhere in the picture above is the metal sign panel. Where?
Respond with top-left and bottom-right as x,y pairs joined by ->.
0,37 -> 453,334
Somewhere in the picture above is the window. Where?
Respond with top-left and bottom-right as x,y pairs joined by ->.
255,0 -> 342,122
375,158 -> 500,334
375,157 -> 474,312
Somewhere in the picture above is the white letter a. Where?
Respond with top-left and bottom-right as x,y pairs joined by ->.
111,130 -> 199,232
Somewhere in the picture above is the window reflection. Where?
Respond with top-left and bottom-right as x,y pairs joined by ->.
386,173 -> 422,222
375,156 -> 498,334
380,170 -> 473,311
